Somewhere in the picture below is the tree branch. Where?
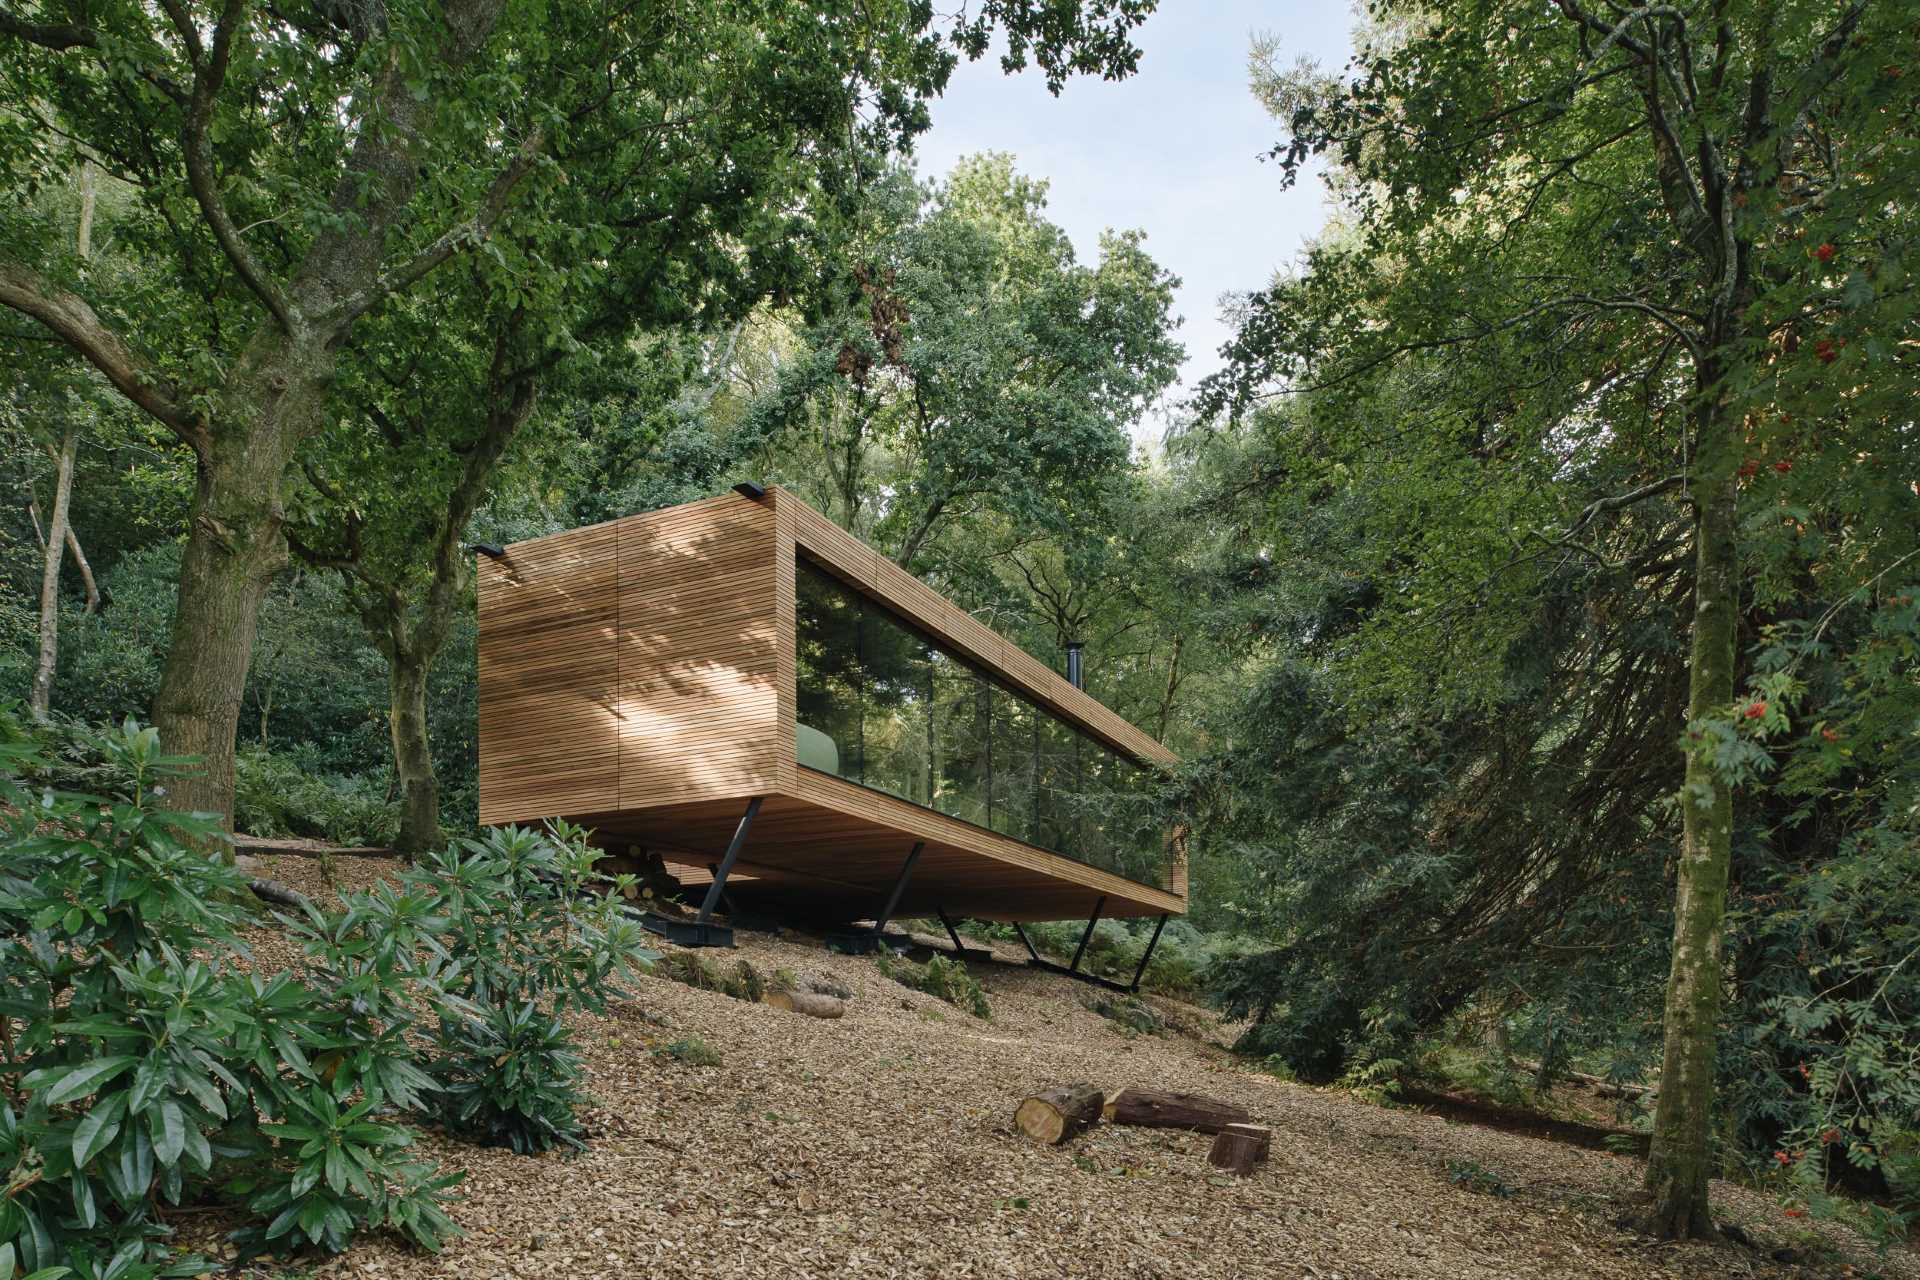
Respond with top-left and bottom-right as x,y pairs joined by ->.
175,0 -> 299,331
0,256 -> 203,451
1564,474 -> 1690,542
336,128 -> 547,324
0,5 -> 98,50
1556,294 -> 1704,360
0,5 -> 189,102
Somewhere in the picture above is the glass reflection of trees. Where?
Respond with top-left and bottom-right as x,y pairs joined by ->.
795,559 -> 1165,886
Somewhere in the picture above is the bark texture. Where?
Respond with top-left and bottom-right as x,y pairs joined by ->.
29,429 -> 78,721
1207,1124 -> 1272,1175
1639,469 -> 1739,1239
388,650 -> 440,855
62,517 -> 99,612
1102,1088 -> 1249,1134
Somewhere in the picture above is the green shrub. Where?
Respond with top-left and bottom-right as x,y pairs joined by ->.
655,949 -> 726,992
431,1005 -> 587,1155
653,952 -> 769,1004
1084,992 -> 1165,1036
0,714 -> 653,1269
404,823 -> 653,1152
0,714 -> 458,1271
232,745 -> 398,847
1444,1158 -> 1516,1198
876,951 -> 990,1019
960,916 -> 1247,997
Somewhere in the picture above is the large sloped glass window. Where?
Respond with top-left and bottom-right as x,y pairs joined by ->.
930,649 -> 990,828
794,565 -> 864,783
1033,713 -> 1081,855
861,601 -> 933,806
1078,737 -> 1120,872
1108,756 -> 1165,885
988,682 -> 1037,845
793,556 -> 1167,887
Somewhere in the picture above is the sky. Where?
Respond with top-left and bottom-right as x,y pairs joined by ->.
912,2 -> 1357,421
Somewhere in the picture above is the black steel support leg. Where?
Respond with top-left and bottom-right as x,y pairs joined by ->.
697,796 -> 763,925
1017,903 -> 1140,995
705,863 -> 737,917
870,842 -> 924,942
1069,896 -> 1107,973
1128,913 -> 1169,993
936,909 -> 967,956
638,796 -> 761,947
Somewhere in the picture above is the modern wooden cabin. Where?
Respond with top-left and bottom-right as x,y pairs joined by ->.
477,486 -> 1183,955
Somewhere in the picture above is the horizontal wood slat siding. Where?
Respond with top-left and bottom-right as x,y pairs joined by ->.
775,491 -> 1177,767
477,522 -> 620,823
617,495 -> 780,808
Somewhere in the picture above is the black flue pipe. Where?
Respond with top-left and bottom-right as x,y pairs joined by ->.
1065,641 -> 1084,690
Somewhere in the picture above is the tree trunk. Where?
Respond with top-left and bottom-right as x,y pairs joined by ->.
1102,1087 -> 1250,1134
3,0 -> 517,833
1639,467 -> 1739,1240
62,519 -> 100,613
1014,1084 -> 1103,1145
152,352 -> 322,832
389,645 -> 442,856
29,429 -> 78,721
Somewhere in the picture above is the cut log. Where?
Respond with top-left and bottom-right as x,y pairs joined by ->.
1015,1084 -> 1103,1145
763,989 -> 845,1020
1207,1123 -> 1271,1174
1103,1087 -> 1250,1134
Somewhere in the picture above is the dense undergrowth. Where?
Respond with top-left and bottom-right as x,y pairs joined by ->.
0,711 -> 653,1272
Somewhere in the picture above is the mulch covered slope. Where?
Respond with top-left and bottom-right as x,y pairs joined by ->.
219,853 -> 1916,1280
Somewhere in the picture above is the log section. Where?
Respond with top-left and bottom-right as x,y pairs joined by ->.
1102,1087 -> 1249,1134
1015,1084 -> 1104,1145
763,989 -> 846,1019
1207,1123 -> 1271,1174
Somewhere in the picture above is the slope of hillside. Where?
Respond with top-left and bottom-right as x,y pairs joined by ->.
218,854 -> 1915,1280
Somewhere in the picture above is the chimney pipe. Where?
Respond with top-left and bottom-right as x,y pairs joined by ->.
1065,641 -> 1084,690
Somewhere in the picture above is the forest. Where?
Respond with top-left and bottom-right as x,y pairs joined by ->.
1,0 -> 1915,1275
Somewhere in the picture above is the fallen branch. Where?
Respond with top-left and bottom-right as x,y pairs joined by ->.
247,878 -> 314,912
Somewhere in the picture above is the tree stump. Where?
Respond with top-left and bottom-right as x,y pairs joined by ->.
762,989 -> 845,1019
1207,1123 -> 1271,1174
1014,1084 -> 1104,1145
1103,1087 -> 1250,1134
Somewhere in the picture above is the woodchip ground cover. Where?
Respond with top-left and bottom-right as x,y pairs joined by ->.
207,854 -> 1918,1280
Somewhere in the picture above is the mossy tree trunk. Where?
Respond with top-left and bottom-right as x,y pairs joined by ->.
1640,459 -> 1739,1239
300,351 -> 539,858
388,647 -> 442,855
